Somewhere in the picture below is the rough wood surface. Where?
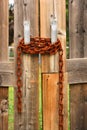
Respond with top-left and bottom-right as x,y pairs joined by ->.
69,1 -> 87,130
40,0 -> 67,129
0,0 -> 8,61
84,0 -> 87,57
70,84 -> 87,130
14,0 -> 39,130
0,0 -> 8,129
69,0 -> 84,58
0,62 -> 14,86
67,58 -> 87,84
0,87 -> 8,130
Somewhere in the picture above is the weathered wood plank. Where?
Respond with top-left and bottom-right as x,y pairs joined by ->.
67,58 -> 87,72
70,84 -> 84,130
66,58 -> 87,84
14,0 -> 39,130
84,0 -> 87,57
0,62 -> 14,86
69,0 -> 84,58
0,0 -> 8,61
68,70 -> 87,84
83,85 -> 87,129
40,0 -> 67,129
0,87 -> 8,130
0,1 -> 8,130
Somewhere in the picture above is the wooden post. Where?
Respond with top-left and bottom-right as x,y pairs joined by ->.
14,0 -> 39,130
40,0 -> 68,129
0,0 -> 8,130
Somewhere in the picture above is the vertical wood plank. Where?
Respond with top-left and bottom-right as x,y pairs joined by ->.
70,84 -> 84,130
83,84 -> 87,129
42,74 -> 58,130
0,0 -> 8,61
14,0 -> 39,130
40,0 -> 67,129
0,87 -> 8,130
69,1 -> 87,130
69,0 -> 84,58
0,0 -> 9,130
84,0 -> 87,57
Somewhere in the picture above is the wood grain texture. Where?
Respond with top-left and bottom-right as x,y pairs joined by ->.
0,87 -> 8,130
84,0 -> 87,57
0,0 -> 8,61
14,0 -> 39,130
69,0 -> 84,58
0,62 -> 14,86
42,73 -> 68,130
0,1 -> 9,129
67,58 -> 87,84
42,73 -> 58,130
70,84 -> 87,130
69,1 -> 87,130
40,0 -> 67,129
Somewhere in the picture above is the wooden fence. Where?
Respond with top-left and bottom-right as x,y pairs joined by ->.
0,0 -> 87,130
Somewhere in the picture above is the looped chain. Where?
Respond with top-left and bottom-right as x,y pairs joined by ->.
16,37 -> 64,130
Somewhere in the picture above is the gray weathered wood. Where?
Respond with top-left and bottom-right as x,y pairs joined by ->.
69,0 -> 84,58
67,58 -> 87,72
69,1 -> 87,130
67,58 -> 87,84
0,62 -> 14,86
84,0 -> 87,57
14,0 -> 39,130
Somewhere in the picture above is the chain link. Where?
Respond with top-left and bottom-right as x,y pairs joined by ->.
16,37 -> 64,129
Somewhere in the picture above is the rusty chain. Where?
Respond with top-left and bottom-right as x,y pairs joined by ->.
16,37 -> 64,130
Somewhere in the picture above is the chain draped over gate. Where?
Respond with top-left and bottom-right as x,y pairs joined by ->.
16,37 -> 64,130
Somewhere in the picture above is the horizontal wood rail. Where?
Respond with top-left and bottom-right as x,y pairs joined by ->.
0,58 -> 87,86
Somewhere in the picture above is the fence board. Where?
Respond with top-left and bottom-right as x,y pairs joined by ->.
42,73 -> 58,130
40,0 -> 68,129
0,87 -> 8,130
69,0 -> 87,130
69,0 -> 84,58
0,0 -> 9,130
14,0 -> 39,130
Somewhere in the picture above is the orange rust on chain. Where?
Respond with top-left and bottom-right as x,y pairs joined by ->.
16,37 -> 64,129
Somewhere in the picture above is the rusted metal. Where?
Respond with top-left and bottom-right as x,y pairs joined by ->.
16,37 -> 64,130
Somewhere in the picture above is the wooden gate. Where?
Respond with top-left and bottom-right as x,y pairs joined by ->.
0,0 -> 68,130
67,0 -> 87,130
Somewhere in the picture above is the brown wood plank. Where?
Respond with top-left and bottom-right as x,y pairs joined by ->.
14,0 -> 39,130
0,0 -> 8,61
42,73 -> 68,130
42,73 -> 58,130
83,84 -> 87,129
0,87 -> 8,130
40,0 -> 67,129
0,1 -> 9,130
